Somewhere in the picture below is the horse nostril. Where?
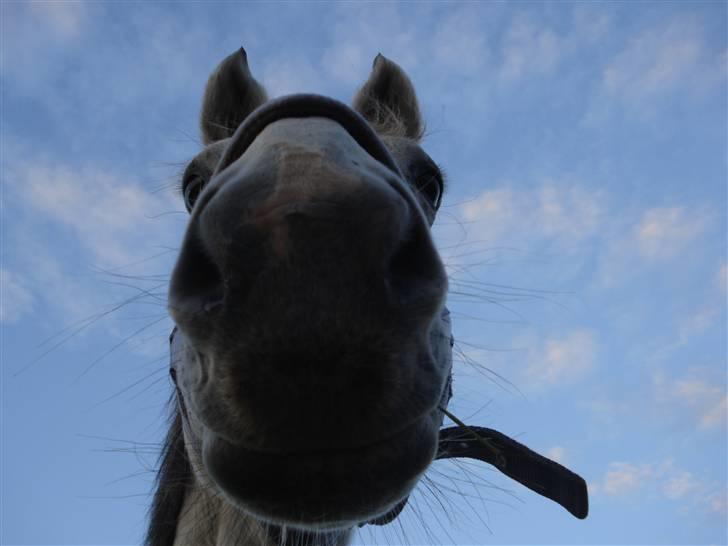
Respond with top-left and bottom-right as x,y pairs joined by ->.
168,228 -> 225,320
387,224 -> 446,306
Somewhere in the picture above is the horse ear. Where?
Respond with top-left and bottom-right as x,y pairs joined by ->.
352,54 -> 424,141
200,48 -> 268,145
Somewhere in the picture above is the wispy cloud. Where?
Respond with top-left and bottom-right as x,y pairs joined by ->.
494,4 -> 614,85
319,3 -> 420,87
601,18 -> 725,103
677,306 -> 721,346
546,445 -> 566,464
4,235 -> 105,325
499,16 -> 564,81
601,461 -> 654,496
1,2 -> 86,90
653,370 -> 727,431
321,44 -> 371,89
12,161 -> 178,268
2,3 -> 219,162
635,207 -> 710,260
3,147 -> 180,329
700,396 -> 727,430
595,459 -> 726,518
0,268 -> 34,323
461,181 -> 605,253
708,490 -> 727,518
662,471 -> 703,500
433,6 -> 489,75
523,329 -> 598,387
596,205 -> 712,288
260,56 -> 322,98
28,1 -> 87,40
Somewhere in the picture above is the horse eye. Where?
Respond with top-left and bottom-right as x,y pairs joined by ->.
183,175 -> 206,211
414,170 -> 443,209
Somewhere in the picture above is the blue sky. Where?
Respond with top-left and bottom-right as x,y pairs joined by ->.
1,2 -> 726,545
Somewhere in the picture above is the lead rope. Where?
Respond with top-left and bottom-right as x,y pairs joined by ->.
438,405 -> 506,469
364,410 -> 589,527
435,415 -> 589,520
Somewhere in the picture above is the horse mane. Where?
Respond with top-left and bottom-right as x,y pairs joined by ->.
145,399 -> 191,546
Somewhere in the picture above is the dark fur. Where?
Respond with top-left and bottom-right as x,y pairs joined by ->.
146,405 -> 191,546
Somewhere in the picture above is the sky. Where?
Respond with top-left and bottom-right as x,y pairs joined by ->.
1,2 -> 726,545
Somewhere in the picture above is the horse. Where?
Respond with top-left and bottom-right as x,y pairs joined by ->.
148,48 -> 588,546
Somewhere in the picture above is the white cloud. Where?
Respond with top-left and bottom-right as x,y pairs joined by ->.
546,446 -> 566,464
2,4 -> 219,162
28,2 -> 87,40
524,329 -> 598,387
462,187 -> 515,233
433,6 -> 489,74
6,236 -> 104,325
602,18 -> 724,102
0,268 -> 34,323
677,306 -> 720,345
653,370 -> 727,431
261,56 -> 322,98
12,161 -> 178,268
0,3 -> 83,89
708,490 -> 727,517
499,17 -> 564,81
635,207 -> 709,260
321,44 -> 370,88
673,378 -> 721,404
597,460 -> 726,518
496,5 -> 615,84
700,395 -> 727,430
663,471 -> 703,500
461,181 -> 605,253
602,462 -> 653,495
595,205 -> 712,288
1,148 -> 182,332
319,3 -> 419,87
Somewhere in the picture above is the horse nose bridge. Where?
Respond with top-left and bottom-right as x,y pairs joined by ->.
202,117 -> 408,241
200,124 -> 412,270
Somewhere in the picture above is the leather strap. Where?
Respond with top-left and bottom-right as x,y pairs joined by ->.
436,426 -> 589,519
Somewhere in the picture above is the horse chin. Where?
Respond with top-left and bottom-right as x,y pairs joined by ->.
198,410 -> 441,530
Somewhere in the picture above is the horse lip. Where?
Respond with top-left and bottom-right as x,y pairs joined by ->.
199,410 -> 440,528
201,409 -> 437,458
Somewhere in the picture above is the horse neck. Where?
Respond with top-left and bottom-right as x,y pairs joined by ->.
173,480 -> 354,546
